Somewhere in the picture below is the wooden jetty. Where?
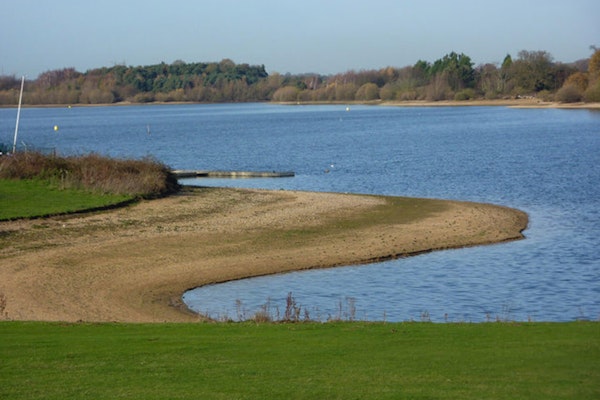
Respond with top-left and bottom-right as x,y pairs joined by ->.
172,170 -> 295,178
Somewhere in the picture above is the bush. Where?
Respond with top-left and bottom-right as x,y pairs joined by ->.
564,72 -> 589,92
484,91 -> 500,100
555,84 -> 582,103
425,73 -> 452,101
0,151 -> 69,179
0,152 -> 179,197
379,84 -> 396,101
454,88 -> 476,101
355,83 -> 379,101
537,90 -> 554,102
334,83 -> 359,101
132,93 -> 155,103
583,80 -> 600,102
397,90 -> 418,101
271,86 -> 299,102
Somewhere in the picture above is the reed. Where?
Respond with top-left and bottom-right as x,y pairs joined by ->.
0,293 -> 6,319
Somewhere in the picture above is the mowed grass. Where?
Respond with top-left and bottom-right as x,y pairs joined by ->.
1,321 -> 598,400
0,179 -> 133,220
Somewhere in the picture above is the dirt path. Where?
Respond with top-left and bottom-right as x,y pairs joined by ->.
0,187 -> 528,322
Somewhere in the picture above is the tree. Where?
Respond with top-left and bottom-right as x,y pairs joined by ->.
583,48 -> 600,102
0,75 -> 20,91
412,60 -> 431,86
510,50 -> 556,92
564,72 -> 589,92
502,53 -> 512,68
476,63 -> 502,98
589,49 -> 600,78
219,58 -> 236,72
583,80 -> 600,102
36,68 -> 80,89
430,52 -> 475,91
426,72 -> 451,101
334,82 -> 359,101
0,49 -> 594,105
379,83 -> 397,100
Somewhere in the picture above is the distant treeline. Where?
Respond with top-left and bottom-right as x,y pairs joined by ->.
1,49 -> 599,105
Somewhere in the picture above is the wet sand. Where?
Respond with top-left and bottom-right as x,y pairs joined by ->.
0,187 -> 528,322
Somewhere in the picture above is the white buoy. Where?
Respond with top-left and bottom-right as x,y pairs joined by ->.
54,125 -> 59,131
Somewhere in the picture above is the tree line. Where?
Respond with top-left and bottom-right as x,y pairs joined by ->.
1,49 -> 599,106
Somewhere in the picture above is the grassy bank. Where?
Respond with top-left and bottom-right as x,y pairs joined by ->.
0,152 -> 179,220
1,321 -> 598,399
0,179 -> 134,220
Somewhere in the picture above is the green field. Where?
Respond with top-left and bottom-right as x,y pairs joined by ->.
0,179 -> 133,220
1,156 -> 598,399
1,321 -> 598,399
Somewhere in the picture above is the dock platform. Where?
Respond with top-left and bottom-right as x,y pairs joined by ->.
172,170 -> 295,178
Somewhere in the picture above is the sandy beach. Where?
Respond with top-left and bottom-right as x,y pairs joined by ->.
0,187 -> 528,322
10,98 -> 600,110
275,99 -> 600,109
382,99 -> 600,109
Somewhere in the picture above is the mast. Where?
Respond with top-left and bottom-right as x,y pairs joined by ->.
12,76 -> 25,154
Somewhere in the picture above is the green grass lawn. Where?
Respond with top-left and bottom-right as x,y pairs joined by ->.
0,179 -> 133,220
1,321 -> 598,400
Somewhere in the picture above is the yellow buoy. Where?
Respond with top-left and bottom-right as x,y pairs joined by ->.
54,125 -> 59,131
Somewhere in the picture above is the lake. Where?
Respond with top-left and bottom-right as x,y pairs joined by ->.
1,103 -> 599,322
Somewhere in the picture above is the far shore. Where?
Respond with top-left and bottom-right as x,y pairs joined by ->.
2,98 -> 599,109
0,187 -> 528,323
382,99 -> 600,109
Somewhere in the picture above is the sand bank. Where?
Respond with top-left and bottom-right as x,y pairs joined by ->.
380,99 -> 600,109
0,187 -> 527,322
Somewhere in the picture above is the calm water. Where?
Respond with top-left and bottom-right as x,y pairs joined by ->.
1,103 -> 599,322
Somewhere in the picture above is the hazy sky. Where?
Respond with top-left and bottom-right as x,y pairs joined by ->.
2,0 -> 599,78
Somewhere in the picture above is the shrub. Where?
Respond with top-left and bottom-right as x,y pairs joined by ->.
425,73 -> 452,101
564,72 -> 589,92
0,152 -> 179,197
271,86 -> 299,102
379,84 -> 396,101
583,80 -> 600,102
132,92 -> 155,103
555,84 -> 582,103
454,88 -> 476,101
397,90 -> 418,101
537,90 -> 554,102
0,151 -> 69,179
355,83 -> 379,101
0,292 -> 7,319
334,83 -> 359,101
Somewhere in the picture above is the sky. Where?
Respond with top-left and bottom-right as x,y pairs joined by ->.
1,0 -> 599,78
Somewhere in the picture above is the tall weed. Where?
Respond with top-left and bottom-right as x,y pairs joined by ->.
0,152 -> 179,197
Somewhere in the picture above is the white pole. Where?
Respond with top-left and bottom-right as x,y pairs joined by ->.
12,76 -> 25,154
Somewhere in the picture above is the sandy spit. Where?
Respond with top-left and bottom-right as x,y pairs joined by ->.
0,187 -> 528,323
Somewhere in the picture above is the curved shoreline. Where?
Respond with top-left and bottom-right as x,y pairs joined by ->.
0,187 -> 528,323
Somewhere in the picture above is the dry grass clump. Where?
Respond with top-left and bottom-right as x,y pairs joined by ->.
0,152 -> 179,197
